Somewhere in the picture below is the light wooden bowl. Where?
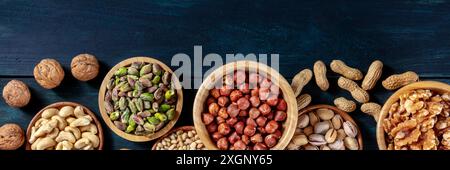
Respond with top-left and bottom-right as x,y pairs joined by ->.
298,104 -> 363,150
376,81 -> 450,150
193,60 -> 298,150
151,126 -> 196,150
98,57 -> 183,142
25,102 -> 104,150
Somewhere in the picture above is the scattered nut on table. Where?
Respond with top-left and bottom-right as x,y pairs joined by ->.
291,69 -> 313,97
155,128 -> 206,150
383,89 -> 450,150
2,80 -> 31,108
71,53 -> 100,81
288,107 -> 360,150
0,123 -> 25,150
29,105 -> 101,150
33,59 -> 65,89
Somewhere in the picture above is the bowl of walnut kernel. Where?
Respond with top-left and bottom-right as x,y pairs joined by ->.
377,81 -> 450,150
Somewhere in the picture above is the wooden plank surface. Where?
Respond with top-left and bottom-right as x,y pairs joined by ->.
0,0 -> 449,150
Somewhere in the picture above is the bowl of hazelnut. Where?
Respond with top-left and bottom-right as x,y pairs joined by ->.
193,60 -> 298,150
376,81 -> 450,150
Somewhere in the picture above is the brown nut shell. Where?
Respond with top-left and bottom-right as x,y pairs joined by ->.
71,54 -> 99,81
2,80 -> 31,108
0,124 -> 25,150
33,59 -> 65,89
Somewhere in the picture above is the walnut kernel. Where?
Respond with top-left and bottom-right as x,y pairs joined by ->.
384,90 -> 450,150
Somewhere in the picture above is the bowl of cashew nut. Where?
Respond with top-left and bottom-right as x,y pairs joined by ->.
26,102 -> 104,150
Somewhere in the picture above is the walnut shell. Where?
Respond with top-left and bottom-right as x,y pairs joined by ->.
71,54 -> 99,81
0,124 -> 25,150
34,59 -> 65,89
2,80 -> 31,107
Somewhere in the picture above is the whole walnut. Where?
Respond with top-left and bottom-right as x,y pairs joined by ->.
71,54 -> 99,81
2,80 -> 31,108
33,59 -> 65,89
0,124 -> 25,150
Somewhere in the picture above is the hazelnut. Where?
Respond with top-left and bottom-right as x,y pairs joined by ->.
228,132 -> 241,144
218,123 -> 231,135
241,135 -> 250,145
0,124 -> 25,150
233,140 -> 247,150
253,143 -> 268,150
71,54 -> 99,81
244,125 -> 256,136
2,80 -> 31,108
212,132 -> 223,142
274,111 -> 287,122
208,103 -> 220,115
264,134 -> 278,148
206,123 -> 218,133
251,133 -> 263,143
259,88 -> 270,101
217,137 -> 229,150
234,121 -> 245,135
226,117 -> 238,126
33,59 -> 65,89
202,113 -> 214,125
256,116 -> 267,127
265,120 -> 279,134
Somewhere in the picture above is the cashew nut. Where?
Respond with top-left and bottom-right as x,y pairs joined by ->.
56,141 -> 74,150
29,126 -> 38,144
64,126 -> 81,139
74,106 -> 86,118
59,106 -> 74,118
47,119 -> 58,128
35,118 -> 49,128
83,115 -> 93,122
36,137 -> 56,150
70,117 -> 90,127
55,131 -> 76,143
31,138 -> 42,150
47,128 -> 59,139
82,143 -> 94,150
51,115 -> 67,130
79,124 -> 98,135
74,138 -> 90,149
66,117 -> 76,124
42,108 -> 59,119
82,132 -> 99,148
30,119 -> 57,142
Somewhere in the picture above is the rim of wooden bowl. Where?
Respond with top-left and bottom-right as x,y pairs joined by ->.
376,81 -> 450,150
25,102 -> 104,150
298,104 -> 364,150
193,60 -> 298,150
98,57 -> 183,142
151,126 -> 195,150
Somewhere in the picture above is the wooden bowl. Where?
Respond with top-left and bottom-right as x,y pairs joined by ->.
376,81 -> 450,150
193,60 -> 298,150
98,57 -> 183,142
151,126 -> 195,150
298,104 -> 364,150
25,102 -> 104,150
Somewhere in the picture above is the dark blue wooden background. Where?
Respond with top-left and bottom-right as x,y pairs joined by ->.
0,0 -> 449,150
